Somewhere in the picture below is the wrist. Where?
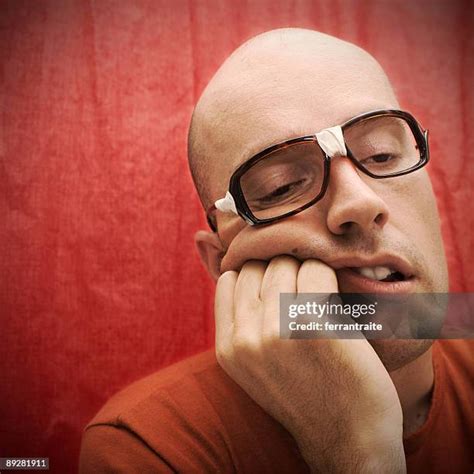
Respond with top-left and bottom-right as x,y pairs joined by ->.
302,442 -> 406,474
297,422 -> 405,473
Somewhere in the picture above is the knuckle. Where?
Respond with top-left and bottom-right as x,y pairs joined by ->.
300,258 -> 331,274
217,270 -> 237,287
270,254 -> 299,266
241,260 -> 266,273
299,259 -> 338,285
266,256 -> 298,275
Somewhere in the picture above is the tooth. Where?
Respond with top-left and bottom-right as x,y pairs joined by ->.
374,266 -> 392,280
359,267 -> 376,279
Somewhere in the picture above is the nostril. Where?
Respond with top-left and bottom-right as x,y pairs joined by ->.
334,213 -> 385,234
374,213 -> 385,225
339,221 -> 353,232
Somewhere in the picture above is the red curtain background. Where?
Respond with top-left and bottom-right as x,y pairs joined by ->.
1,1 -> 472,472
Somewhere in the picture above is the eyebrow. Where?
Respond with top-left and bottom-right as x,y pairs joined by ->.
234,126 -> 316,171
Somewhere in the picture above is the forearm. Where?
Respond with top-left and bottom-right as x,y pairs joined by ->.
297,426 -> 406,473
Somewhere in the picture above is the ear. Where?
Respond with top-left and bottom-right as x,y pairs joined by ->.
194,230 -> 224,282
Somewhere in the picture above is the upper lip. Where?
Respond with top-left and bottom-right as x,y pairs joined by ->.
326,254 -> 415,279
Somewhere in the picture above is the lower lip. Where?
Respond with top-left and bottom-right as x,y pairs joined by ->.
336,268 -> 416,294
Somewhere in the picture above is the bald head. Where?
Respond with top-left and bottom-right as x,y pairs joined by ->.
188,28 -> 398,213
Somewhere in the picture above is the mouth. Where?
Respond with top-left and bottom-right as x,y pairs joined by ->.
350,266 -> 408,283
331,257 -> 416,294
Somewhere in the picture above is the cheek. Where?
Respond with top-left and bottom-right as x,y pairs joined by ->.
390,173 -> 442,243
387,173 -> 448,288
219,222 -> 321,273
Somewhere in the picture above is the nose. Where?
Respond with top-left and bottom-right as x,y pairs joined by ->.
324,157 -> 389,235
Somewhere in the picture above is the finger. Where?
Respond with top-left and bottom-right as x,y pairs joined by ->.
260,255 -> 299,302
233,260 -> 267,339
215,270 -> 238,353
235,260 -> 266,302
260,255 -> 300,336
297,259 -> 338,294
296,261 -> 340,339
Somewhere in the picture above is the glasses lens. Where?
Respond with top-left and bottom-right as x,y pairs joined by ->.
343,116 -> 422,176
240,141 -> 325,220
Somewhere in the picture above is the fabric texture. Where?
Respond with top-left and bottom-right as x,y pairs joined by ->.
1,1 -> 472,472
78,340 -> 474,473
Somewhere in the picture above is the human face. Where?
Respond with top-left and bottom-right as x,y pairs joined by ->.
195,41 -> 448,369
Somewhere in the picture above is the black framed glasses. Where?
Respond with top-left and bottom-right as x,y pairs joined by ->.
206,109 -> 430,231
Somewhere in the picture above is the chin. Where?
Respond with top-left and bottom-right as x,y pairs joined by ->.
369,339 -> 434,372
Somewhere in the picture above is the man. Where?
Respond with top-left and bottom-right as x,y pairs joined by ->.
80,29 -> 473,473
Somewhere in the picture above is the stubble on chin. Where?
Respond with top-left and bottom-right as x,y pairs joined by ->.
369,339 -> 434,372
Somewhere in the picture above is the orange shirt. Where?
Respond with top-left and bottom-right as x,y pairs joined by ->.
80,340 -> 474,473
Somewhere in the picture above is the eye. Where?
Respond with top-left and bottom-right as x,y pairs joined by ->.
258,179 -> 307,203
364,154 -> 395,164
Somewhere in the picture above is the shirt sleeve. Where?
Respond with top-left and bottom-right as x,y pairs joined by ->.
79,424 -> 175,473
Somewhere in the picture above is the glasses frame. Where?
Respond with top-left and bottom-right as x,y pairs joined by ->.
207,109 -> 429,231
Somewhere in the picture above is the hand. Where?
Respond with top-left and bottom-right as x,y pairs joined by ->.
215,255 -> 405,473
